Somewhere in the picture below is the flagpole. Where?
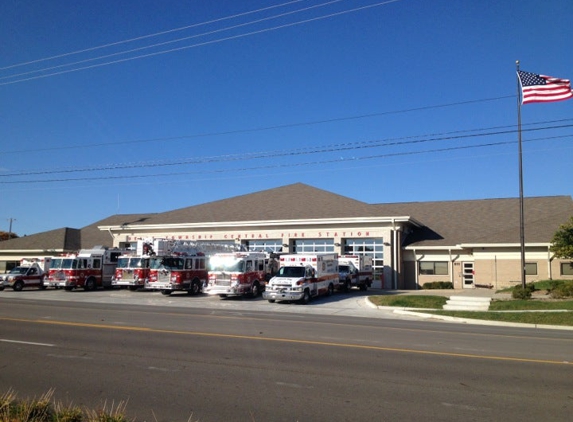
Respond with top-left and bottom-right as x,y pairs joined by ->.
516,60 -> 526,289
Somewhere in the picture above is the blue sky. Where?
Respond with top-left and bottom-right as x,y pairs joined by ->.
1,0 -> 572,236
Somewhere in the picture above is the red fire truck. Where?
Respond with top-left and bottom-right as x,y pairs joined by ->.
204,251 -> 270,298
46,247 -> 124,291
145,240 -> 207,296
111,240 -> 153,291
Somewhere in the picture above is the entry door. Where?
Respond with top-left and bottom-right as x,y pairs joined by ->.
462,262 -> 474,288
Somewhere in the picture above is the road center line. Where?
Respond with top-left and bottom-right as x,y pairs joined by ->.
1,316 -> 570,366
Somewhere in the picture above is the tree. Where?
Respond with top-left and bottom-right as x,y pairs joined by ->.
0,231 -> 19,241
550,216 -> 573,259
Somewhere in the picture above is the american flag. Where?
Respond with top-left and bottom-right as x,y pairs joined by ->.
517,70 -> 573,104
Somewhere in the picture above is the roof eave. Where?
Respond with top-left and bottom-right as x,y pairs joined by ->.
100,216 -> 422,231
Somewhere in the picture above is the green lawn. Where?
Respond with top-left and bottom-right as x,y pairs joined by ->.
368,294 -> 573,326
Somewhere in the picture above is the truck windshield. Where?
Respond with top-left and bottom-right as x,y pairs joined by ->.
50,258 -> 63,269
276,266 -> 306,278
9,267 -> 28,275
117,258 -> 131,269
208,257 -> 244,272
132,258 -> 149,268
339,265 -> 350,273
150,257 -> 184,270
61,259 -> 77,269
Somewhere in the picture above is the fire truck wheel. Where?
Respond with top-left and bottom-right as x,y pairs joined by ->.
359,283 -> 368,291
187,280 -> 201,295
13,281 -> 24,292
327,283 -> 334,296
251,282 -> 260,298
344,279 -> 351,292
161,289 -> 172,296
40,284 -> 47,290
64,286 -> 73,291
300,289 -> 311,304
128,286 -> 138,291
84,279 -> 96,291
267,299 -> 275,303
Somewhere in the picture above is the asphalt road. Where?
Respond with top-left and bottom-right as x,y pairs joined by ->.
0,289 -> 572,422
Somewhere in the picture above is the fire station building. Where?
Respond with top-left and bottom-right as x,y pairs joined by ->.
2,183 -> 573,289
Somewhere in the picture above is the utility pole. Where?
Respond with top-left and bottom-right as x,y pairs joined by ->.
7,218 -> 16,239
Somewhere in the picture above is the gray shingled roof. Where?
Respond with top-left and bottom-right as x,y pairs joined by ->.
373,196 -> 573,247
0,227 -> 81,252
0,213 -> 156,252
2,185 -> 571,251
111,184 -> 573,248
141,183 -> 377,225
80,213 -> 157,248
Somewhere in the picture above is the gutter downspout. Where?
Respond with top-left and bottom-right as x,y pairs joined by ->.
412,248 -> 418,290
448,249 -> 453,287
391,218 -> 399,290
547,246 -> 553,280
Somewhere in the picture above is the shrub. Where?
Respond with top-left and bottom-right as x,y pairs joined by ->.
549,281 -> 573,299
512,282 -> 536,299
422,281 -> 453,290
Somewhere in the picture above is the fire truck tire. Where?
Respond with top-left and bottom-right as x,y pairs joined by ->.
128,286 -> 138,291
161,289 -> 172,296
40,284 -> 47,290
300,289 -> 311,304
359,283 -> 368,291
84,278 -> 96,291
64,286 -> 73,291
343,279 -> 351,292
327,283 -> 334,296
187,279 -> 201,295
267,299 -> 276,303
251,282 -> 261,297
13,281 -> 24,292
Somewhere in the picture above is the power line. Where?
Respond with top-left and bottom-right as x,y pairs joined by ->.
2,131 -> 571,184
0,0 -> 310,71
0,0 -> 402,86
0,0 -> 346,82
2,95 -> 516,155
2,121 -> 571,177
1,119 -> 570,178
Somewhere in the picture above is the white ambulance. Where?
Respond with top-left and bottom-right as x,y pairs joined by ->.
338,254 -> 373,291
263,253 -> 339,304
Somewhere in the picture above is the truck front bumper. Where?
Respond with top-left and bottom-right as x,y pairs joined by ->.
112,279 -> 145,288
263,290 -> 304,301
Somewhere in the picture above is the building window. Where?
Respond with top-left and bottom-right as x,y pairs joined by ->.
294,239 -> 334,253
525,263 -> 538,276
246,240 -> 283,253
560,262 -> 573,276
344,238 -> 384,275
419,261 -> 448,275
196,241 -> 237,255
